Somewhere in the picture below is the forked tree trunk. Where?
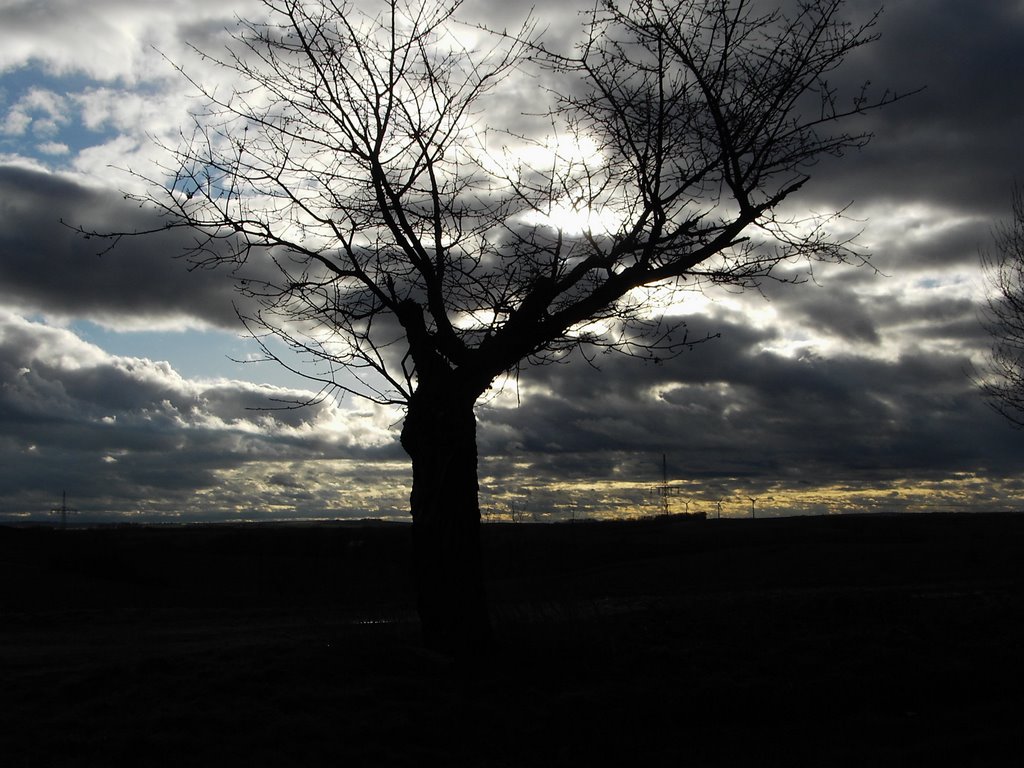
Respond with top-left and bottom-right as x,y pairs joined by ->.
400,387 -> 492,655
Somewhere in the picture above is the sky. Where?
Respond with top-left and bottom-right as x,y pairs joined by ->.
2,0 -> 1024,523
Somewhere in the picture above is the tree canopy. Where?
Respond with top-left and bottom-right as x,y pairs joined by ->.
981,187 -> 1024,426
120,0 -> 895,408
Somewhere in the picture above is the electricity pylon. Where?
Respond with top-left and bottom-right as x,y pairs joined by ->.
50,490 -> 78,530
651,454 -> 685,516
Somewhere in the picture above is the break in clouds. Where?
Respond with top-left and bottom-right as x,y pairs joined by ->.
2,0 -> 1024,520
0,309 -> 403,519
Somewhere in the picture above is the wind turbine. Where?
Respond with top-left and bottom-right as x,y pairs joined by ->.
748,496 -> 774,519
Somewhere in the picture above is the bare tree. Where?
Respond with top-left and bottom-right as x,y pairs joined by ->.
88,0 -> 901,653
981,187 -> 1024,426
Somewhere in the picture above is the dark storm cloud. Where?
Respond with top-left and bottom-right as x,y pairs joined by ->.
758,269 -> 982,348
0,165 -> 242,327
884,215 -> 992,272
781,287 -> 881,344
478,315 -> 1024,492
807,0 -> 1024,214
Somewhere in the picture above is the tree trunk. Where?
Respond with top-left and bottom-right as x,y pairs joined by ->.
401,387 -> 492,655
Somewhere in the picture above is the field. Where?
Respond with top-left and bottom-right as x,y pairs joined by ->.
2,513 -> 1023,766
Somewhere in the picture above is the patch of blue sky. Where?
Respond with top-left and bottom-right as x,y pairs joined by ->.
913,276 -> 957,291
70,319 -> 311,391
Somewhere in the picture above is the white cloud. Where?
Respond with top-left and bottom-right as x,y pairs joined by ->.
0,309 -> 373,444
2,87 -> 68,136
37,140 -> 69,155
2,108 -> 31,135
0,0 -> 265,83
0,309 -> 409,519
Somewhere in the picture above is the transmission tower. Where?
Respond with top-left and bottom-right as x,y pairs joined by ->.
50,490 -> 79,530
650,454 -> 685,516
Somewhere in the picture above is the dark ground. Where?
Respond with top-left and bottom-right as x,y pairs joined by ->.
2,513 -> 1023,766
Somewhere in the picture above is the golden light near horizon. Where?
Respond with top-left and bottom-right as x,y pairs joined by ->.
475,470 -> 1024,524
28,459 -> 1020,524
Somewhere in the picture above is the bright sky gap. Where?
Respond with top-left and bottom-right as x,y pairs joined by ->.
2,0 -> 1024,522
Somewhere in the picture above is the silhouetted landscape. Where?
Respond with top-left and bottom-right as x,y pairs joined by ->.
3,512 -> 1023,766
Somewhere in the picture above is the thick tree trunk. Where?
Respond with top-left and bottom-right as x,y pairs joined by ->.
401,388 -> 492,655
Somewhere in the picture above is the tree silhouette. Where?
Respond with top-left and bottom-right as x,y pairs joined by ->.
97,0 -> 902,653
981,187 -> 1024,426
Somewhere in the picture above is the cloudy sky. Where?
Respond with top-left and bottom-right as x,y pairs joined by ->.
2,0 -> 1024,523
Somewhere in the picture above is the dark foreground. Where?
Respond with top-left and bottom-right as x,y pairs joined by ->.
2,513 -> 1023,766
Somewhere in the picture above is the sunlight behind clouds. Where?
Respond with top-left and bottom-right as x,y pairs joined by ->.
476,129 -> 629,235
520,200 -> 625,236
1,0 -> 1024,522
